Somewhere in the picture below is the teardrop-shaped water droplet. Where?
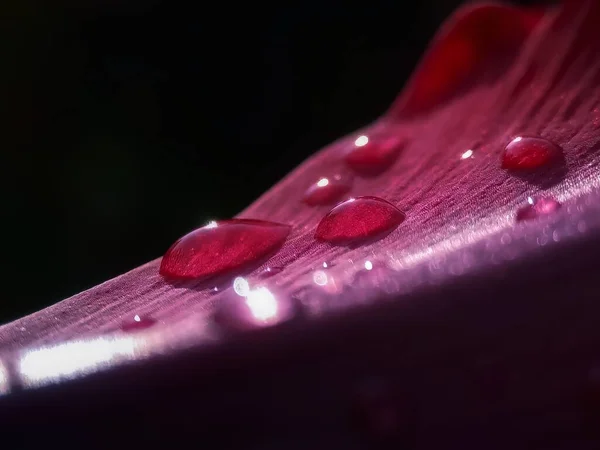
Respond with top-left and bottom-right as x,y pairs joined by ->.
345,134 -> 406,176
315,196 -> 405,245
213,286 -> 298,333
516,197 -> 561,222
302,175 -> 352,206
160,219 -> 291,280
502,136 -> 562,170
121,314 -> 156,332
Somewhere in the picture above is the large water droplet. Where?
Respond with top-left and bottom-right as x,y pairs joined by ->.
345,134 -> 406,176
213,284 -> 297,333
302,175 -> 352,206
502,136 -> 562,170
160,219 -> 291,280
121,314 -> 156,332
315,196 -> 405,245
516,196 -> 561,222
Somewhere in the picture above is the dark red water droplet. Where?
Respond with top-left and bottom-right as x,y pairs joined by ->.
160,219 -> 291,280
345,134 -> 406,176
213,285 -> 297,333
302,175 -> 352,206
516,197 -> 561,221
121,315 -> 156,332
502,136 -> 562,170
315,196 -> 405,245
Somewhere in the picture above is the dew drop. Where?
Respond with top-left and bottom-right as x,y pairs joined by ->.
302,175 -> 352,206
501,136 -> 562,170
213,285 -> 297,333
315,196 -> 405,246
345,134 -> 406,176
460,149 -> 474,159
516,197 -> 561,222
258,266 -> 284,279
159,219 -> 291,280
121,314 -> 156,332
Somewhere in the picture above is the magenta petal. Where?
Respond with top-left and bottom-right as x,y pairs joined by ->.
4,4 -> 600,446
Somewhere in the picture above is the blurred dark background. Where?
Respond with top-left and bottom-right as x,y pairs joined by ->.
0,0 -> 541,323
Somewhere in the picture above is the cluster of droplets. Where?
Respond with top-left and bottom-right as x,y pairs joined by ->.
148,131 -> 567,333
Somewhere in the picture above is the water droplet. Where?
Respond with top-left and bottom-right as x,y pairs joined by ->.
315,196 -> 405,246
258,266 -> 283,278
303,175 -> 352,206
160,219 -> 291,280
213,285 -> 297,333
516,197 -> 561,222
345,134 -> 406,176
502,136 -> 562,170
364,260 -> 373,270
460,149 -> 474,159
121,314 -> 156,332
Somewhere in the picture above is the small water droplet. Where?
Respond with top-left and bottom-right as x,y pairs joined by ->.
213,286 -> 297,333
364,260 -> 373,270
502,136 -> 562,170
121,314 -> 156,332
303,175 -> 352,206
315,196 -> 405,246
258,266 -> 284,278
516,197 -> 561,222
345,134 -> 406,176
159,219 -> 291,280
460,149 -> 474,159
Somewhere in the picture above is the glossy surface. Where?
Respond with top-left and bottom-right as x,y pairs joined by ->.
345,134 -> 406,176
160,219 -> 291,280
302,175 -> 352,206
315,196 -> 405,245
516,197 -> 561,222
502,136 -> 562,170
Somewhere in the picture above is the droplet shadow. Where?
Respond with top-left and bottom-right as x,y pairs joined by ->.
509,154 -> 567,189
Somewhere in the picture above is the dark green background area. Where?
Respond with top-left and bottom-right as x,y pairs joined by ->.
0,0 -> 539,323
